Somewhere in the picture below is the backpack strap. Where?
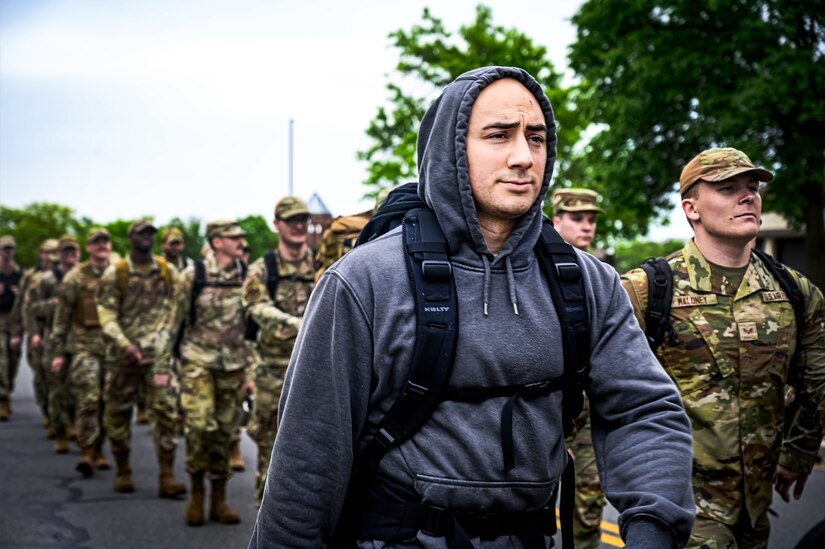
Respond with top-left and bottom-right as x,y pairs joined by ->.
640,257 -> 678,350
115,259 -> 129,298
751,248 -> 805,377
189,260 -> 207,326
263,250 -> 280,300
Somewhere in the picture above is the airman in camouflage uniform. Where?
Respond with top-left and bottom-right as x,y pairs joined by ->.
552,189 -> 606,549
19,239 -> 60,428
33,234 -> 80,452
621,148 -> 825,548
50,228 -> 113,476
97,219 -> 185,498
0,235 -> 24,421
160,226 -> 191,272
242,196 -> 315,505
176,220 -> 253,526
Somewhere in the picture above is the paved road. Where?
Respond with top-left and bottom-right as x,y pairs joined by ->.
2,355 -> 823,548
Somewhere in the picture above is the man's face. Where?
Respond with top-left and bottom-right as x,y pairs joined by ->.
274,214 -> 310,248
212,235 -> 245,260
682,174 -> 763,243
161,240 -> 184,259
0,246 -> 14,263
86,237 -> 112,263
553,211 -> 598,251
129,228 -> 157,253
466,78 -> 547,225
59,247 -> 79,270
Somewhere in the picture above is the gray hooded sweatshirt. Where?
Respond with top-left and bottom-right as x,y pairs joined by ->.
250,66 -> 694,548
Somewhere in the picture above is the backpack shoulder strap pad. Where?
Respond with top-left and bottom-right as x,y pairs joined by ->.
263,251 -> 280,300
189,260 -> 207,326
640,257 -> 676,350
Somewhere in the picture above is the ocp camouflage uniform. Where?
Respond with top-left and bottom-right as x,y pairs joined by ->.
50,262 -> 109,456
622,239 -> 825,547
177,255 -> 253,478
567,399 -> 604,549
97,255 -> 181,492
242,249 -> 314,504
21,268 -> 54,422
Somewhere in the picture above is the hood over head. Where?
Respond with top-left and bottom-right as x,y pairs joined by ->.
416,66 -> 557,265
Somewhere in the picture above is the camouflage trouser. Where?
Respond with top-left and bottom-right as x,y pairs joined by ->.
247,363 -> 286,505
688,511 -> 770,549
47,352 -> 73,431
180,362 -> 245,479
103,358 -> 179,455
571,417 -> 605,549
68,350 -> 105,449
0,321 -> 21,400
26,336 -> 49,417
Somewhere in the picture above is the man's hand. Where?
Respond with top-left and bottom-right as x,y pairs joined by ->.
30,334 -> 42,350
244,379 -> 255,397
51,356 -> 65,374
773,464 -> 808,502
9,336 -> 21,353
124,344 -> 143,366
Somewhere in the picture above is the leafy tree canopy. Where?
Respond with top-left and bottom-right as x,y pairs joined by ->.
613,238 -> 684,275
569,0 -> 824,284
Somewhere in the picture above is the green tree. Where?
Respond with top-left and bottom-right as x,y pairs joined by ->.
569,0 -> 825,286
0,203 -> 82,267
161,217 -> 204,261
238,215 -> 277,262
359,5 -> 586,203
613,239 -> 684,275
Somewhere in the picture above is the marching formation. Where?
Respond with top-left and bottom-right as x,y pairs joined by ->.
1,65 -> 824,549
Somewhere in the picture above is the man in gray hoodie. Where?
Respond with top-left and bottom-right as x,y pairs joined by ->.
249,66 -> 695,548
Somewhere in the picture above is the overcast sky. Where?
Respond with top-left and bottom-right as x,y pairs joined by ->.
0,0 -> 691,241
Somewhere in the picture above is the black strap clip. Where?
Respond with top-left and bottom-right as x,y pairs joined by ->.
421,259 -> 452,281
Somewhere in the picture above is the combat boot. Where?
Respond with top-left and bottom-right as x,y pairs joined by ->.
158,448 -> 186,499
92,441 -> 111,470
229,439 -> 245,471
185,472 -> 205,526
113,450 -> 134,493
41,416 -> 50,429
209,478 -> 240,524
76,447 -> 95,478
66,424 -> 78,441
53,428 -> 69,454
136,405 -> 149,424
0,399 -> 10,421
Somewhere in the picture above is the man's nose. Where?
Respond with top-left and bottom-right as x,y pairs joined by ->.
508,135 -> 534,169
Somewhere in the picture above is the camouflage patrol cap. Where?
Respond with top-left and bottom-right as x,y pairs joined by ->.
0,235 -> 15,248
58,234 -> 80,251
551,188 -> 604,214
87,227 -> 110,242
680,147 -> 774,195
40,238 -> 59,253
275,196 -> 310,220
127,219 -> 158,237
160,226 -> 184,244
206,220 -> 246,239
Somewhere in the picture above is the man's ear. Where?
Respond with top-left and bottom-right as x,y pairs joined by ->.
682,197 -> 700,223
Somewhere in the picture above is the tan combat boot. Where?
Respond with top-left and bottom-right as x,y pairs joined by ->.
136,405 -> 149,424
185,472 -> 205,526
76,447 -> 95,478
113,450 -> 135,493
158,448 -> 186,499
229,439 -> 245,471
209,478 -> 240,524
92,441 -> 111,470
66,424 -> 78,441
0,399 -> 10,421
53,428 -> 69,454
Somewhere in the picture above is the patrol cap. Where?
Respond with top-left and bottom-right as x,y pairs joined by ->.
275,196 -> 310,220
206,220 -> 246,239
0,235 -> 15,249
58,234 -> 80,251
160,226 -> 184,244
40,238 -> 59,253
87,227 -> 110,242
680,147 -> 774,196
127,219 -> 158,237
551,188 -> 604,214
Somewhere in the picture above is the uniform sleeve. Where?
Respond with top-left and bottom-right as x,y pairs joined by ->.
21,274 -> 42,336
241,258 -> 301,332
249,270 -> 374,548
779,273 -> 825,473
96,266 -> 131,351
49,271 -> 78,358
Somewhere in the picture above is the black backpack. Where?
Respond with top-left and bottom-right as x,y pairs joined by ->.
641,249 -> 806,372
339,183 -> 591,549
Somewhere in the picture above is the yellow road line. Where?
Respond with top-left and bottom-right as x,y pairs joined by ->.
601,520 -> 620,534
554,508 -> 624,546
602,531 -> 625,547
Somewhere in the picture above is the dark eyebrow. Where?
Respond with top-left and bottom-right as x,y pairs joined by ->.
480,121 -> 548,133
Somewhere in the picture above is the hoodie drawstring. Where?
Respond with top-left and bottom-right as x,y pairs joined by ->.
505,256 -> 519,315
482,255 -> 491,316
481,255 -> 520,316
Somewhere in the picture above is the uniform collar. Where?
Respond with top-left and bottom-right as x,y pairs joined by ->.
683,239 -> 774,297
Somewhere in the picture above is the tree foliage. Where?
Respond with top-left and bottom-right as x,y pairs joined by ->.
359,5 -> 586,203
238,215 -> 277,262
569,0 -> 825,285
0,203 -> 84,266
613,238 -> 684,275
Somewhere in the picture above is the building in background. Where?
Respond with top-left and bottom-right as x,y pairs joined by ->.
755,212 -> 807,273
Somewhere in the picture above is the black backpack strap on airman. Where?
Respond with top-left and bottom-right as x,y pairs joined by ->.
751,248 -> 805,375
263,250 -> 280,300
641,257 -> 678,350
